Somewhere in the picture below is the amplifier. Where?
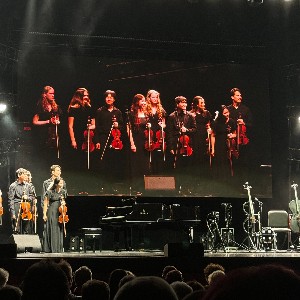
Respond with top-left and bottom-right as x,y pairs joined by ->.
171,205 -> 200,221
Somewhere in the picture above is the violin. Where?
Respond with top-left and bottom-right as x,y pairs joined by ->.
237,114 -> 249,146
289,183 -> 300,233
154,128 -> 166,152
21,197 -> 32,220
179,134 -> 193,156
144,123 -> 156,151
111,128 -> 123,150
82,129 -> 95,152
58,197 -> 69,237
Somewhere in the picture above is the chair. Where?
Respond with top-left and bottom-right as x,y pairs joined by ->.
268,210 -> 292,250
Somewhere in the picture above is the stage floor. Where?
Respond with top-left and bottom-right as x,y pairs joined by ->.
15,248 -> 300,259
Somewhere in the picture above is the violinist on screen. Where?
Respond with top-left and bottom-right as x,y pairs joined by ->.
145,89 -> 167,174
227,88 -> 253,182
166,96 -> 196,191
94,90 -> 125,193
43,177 -> 67,253
67,88 -> 95,170
8,168 -> 34,234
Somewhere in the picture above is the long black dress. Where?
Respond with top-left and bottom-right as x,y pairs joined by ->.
43,189 -> 67,253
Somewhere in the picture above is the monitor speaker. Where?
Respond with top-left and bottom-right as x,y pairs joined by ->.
164,243 -> 204,258
0,244 -> 17,258
8,234 -> 42,253
144,176 -> 175,190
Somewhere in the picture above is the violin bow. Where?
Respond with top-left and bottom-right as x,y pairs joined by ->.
55,120 -> 60,159
101,124 -> 114,161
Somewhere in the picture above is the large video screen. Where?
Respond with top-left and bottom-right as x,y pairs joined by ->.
15,53 -> 271,198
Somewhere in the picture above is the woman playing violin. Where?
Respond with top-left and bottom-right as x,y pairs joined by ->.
94,90 -> 125,193
145,89 -> 167,174
43,177 -> 67,253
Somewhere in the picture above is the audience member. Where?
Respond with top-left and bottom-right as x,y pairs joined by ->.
165,269 -> 184,284
202,264 -> 300,300
0,267 -> 9,288
0,284 -> 22,300
81,279 -> 110,300
21,259 -> 69,300
58,259 -> 80,299
182,290 -> 206,300
161,265 -> 178,280
108,268 -> 129,300
203,263 -> 225,287
207,270 -> 225,286
186,280 -> 205,292
118,274 -> 136,289
73,266 -> 93,296
170,281 -> 193,300
114,276 -> 178,300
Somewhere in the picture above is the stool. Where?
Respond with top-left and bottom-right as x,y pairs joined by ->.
80,228 -> 102,253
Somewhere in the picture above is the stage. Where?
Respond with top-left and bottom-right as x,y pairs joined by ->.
2,248 -> 300,287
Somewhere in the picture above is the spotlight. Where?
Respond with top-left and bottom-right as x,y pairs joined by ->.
247,0 -> 263,6
0,103 -> 7,113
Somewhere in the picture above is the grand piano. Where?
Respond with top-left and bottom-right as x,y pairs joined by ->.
100,202 -> 201,251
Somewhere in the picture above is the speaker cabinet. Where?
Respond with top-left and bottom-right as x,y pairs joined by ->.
144,176 -> 175,190
164,243 -> 204,258
8,234 -> 42,253
0,244 -> 17,258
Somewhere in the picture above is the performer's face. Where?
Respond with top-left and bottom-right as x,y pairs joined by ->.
57,179 -> 64,188
52,167 -> 61,178
198,99 -> 205,110
19,173 -> 27,182
138,97 -> 146,109
231,91 -> 242,104
177,101 -> 187,111
223,108 -> 230,119
149,92 -> 159,104
105,94 -> 115,106
82,91 -> 90,106
44,88 -> 55,102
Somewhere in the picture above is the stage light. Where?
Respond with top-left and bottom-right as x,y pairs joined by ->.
247,0 -> 263,6
0,103 -> 7,114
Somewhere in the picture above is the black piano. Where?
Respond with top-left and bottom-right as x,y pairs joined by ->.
100,203 -> 201,251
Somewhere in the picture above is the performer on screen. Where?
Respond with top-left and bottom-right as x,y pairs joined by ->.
189,96 -> 213,190
211,105 -> 237,184
43,177 -> 67,253
166,96 -> 196,193
227,87 -> 253,182
32,86 -> 62,163
145,89 -> 167,174
94,90 -> 125,193
67,88 -> 95,170
127,94 -> 150,194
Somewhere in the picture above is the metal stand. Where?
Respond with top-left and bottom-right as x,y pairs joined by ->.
206,211 -> 226,252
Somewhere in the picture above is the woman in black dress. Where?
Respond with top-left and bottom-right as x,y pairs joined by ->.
43,178 -> 67,253
211,105 -> 237,183
127,94 -> 149,193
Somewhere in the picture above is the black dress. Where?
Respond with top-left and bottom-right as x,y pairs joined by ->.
43,189 -> 67,253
